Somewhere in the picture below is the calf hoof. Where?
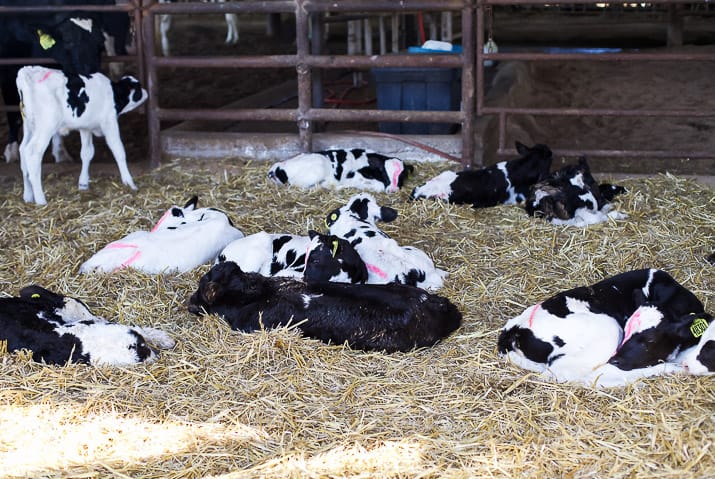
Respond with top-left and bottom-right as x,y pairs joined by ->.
78,182 -> 90,191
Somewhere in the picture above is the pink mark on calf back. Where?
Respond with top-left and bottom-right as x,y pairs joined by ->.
528,303 -> 541,328
37,70 -> 54,83
151,209 -> 172,232
366,263 -> 388,279
389,161 -> 404,191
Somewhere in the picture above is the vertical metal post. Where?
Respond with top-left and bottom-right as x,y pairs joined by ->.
142,0 -> 162,168
295,0 -> 313,152
461,0 -> 476,167
132,0 -> 145,85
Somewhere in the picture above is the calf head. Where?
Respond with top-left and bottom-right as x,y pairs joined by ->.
19,285 -> 99,325
355,153 -> 414,193
508,141 -> 553,186
608,305 -> 713,370
151,196 -> 234,232
304,230 -> 368,284
33,14 -> 105,76
112,75 -> 148,115
325,193 -> 398,229
188,261 -> 267,315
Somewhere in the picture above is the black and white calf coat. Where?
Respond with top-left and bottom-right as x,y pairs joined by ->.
188,261 -> 461,353
524,156 -> 627,226
17,65 -> 147,205
0,285 -> 174,366
218,230 -> 368,284
497,269 -> 712,387
1,2 -> 109,164
268,148 -> 414,193
680,321 -> 715,375
80,196 -> 244,274
326,193 -> 447,290
410,141 -> 553,207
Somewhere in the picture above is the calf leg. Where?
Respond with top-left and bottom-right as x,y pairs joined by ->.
51,133 -> 74,163
1,66 -> 21,163
224,13 -> 239,44
102,120 -> 137,190
19,128 -> 53,205
78,130 -> 95,190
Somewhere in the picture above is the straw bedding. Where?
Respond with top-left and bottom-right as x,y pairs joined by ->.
0,158 -> 712,478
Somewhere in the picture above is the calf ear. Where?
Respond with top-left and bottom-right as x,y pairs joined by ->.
379,206 -> 398,223
184,196 -> 199,210
515,141 -> 528,156
683,313 -> 713,340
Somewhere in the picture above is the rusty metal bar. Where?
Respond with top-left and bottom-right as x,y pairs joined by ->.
152,54 -> 464,69
497,148 -> 715,159
296,0 -> 313,151
481,107 -> 715,117
157,108 -> 463,123
142,0 -> 162,168
460,0 -> 476,167
486,52 -> 715,61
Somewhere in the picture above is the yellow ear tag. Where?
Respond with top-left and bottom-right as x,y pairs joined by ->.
690,317 -> 709,338
19,100 -> 24,120
37,30 -> 56,50
31,293 -> 40,299
331,240 -> 338,258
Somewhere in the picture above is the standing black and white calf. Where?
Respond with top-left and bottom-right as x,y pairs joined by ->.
17,66 -> 147,204
497,269 -> 711,386
0,1 -> 120,163
268,148 -> 414,193
326,193 -> 447,290
188,261 -> 461,352
410,142 -> 552,207
524,157 -> 627,226
80,196 -> 244,274
0,285 -> 174,366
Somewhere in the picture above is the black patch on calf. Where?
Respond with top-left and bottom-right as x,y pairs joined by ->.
552,336 -> 566,347
271,167 -> 289,184
304,231 -> 368,284
66,74 -> 89,117
498,326 -> 554,364
696,340 -> 715,372
112,75 -> 143,114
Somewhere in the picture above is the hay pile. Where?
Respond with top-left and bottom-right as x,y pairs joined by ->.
0,158 -> 712,478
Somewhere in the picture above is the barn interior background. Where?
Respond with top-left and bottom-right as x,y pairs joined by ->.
0,1 -> 714,478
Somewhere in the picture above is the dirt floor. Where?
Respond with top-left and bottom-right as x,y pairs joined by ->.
1,9 -> 714,180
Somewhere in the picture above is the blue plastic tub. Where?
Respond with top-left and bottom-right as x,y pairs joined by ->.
371,45 -> 462,135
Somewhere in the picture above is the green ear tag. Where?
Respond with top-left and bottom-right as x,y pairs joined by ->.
690,317 -> 709,338
31,293 -> 40,299
37,30 -> 56,50
331,240 -> 338,258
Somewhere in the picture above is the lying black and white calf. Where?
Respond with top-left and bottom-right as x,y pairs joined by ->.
188,261 -> 461,352
326,193 -> 447,290
217,230 -> 367,284
268,148 -> 414,193
410,142 -> 552,207
0,285 -> 174,366
16,66 -> 147,205
497,269 -> 712,387
524,157 -> 627,226
80,196 -> 244,274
